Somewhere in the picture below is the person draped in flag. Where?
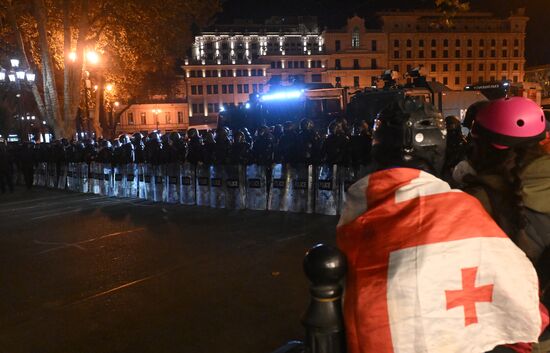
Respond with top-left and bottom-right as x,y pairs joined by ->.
337,97 -> 547,353
461,97 -> 550,350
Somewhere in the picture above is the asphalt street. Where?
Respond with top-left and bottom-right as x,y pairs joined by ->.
0,187 -> 338,353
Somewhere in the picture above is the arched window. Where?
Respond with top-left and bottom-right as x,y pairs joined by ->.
352,27 -> 360,48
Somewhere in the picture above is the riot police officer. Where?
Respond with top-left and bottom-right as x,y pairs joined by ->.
277,121 -> 299,164
229,131 -> 250,165
115,134 -> 135,165
350,120 -> 372,169
252,126 -> 273,165
296,118 -> 320,164
145,131 -> 163,165
132,133 -> 146,163
322,120 -> 351,166
186,128 -> 203,164
202,130 -> 216,165
96,140 -> 113,164
213,127 -> 231,164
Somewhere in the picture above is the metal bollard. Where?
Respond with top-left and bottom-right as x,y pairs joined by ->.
302,244 -> 347,353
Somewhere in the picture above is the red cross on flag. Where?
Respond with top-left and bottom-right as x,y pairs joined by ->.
337,168 -> 542,353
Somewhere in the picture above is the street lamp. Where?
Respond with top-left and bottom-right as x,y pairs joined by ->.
152,108 -> 162,132
0,58 -> 37,141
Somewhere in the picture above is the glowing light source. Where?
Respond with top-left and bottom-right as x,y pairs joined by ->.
10,59 -> 19,68
86,51 -> 99,65
114,101 -> 120,107
0,70 -> 5,81
68,51 -> 77,62
8,74 -> 16,82
260,90 -> 303,101
26,73 -> 36,82
245,102 -> 250,109
16,70 -> 25,80
105,83 -> 113,92
220,105 -> 226,112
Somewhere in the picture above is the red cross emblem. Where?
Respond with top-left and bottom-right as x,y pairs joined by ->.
445,267 -> 494,326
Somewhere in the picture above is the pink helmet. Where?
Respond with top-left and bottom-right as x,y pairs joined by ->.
473,97 -> 547,149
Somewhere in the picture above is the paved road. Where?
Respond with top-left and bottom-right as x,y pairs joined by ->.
0,187 -> 338,353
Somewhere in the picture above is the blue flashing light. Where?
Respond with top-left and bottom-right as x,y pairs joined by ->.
220,106 -> 226,112
245,103 -> 251,109
260,90 -> 304,102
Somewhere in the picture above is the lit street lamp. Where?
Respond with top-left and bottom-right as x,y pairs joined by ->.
152,108 -> 162,132
0,58 -> 36,141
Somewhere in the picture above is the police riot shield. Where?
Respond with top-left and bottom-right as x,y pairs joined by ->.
57,164 -> 67,190
89,162 -> 100,194
140,164 -> 155,201
314,164 -> 339,216
78,163 -> 89,193
153,165 -> 165,202
99,163 -> 113,196
286,164 -> 313,214
268,164 -> 289,212
164,163 -> 180,204
209,164 -> 226,208
338,166 -> 360,215
224,164 -> 246,210
137,163 -> 147,199
195,163 -> 210,207
179,163 -> 196,206
124,164 -> 138,199
33,163 -> 42,186
112,165 -> 125,197
66,163 -> 76,191
37,162 -> 47,187
46,163 -> 57,188
245,164 -> 268,211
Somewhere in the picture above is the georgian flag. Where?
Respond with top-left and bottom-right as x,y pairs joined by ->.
337,168 -> 542,353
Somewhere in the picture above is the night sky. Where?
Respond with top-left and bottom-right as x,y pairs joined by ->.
216,0 -> 550,66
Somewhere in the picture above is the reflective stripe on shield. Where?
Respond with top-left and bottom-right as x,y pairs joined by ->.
47,163 -> 57,188
209,165 -> 226,208
112,165 -> 125,197
137,163 -> 148,200
195,163 -> 210,207
225,164 -> 246,210
246,164 -> 268,211
57,164 -> 67,190
153,165 -> 165,202
315,164 -> 338,216
268,164 -> 289,212
286,164 -> 313,214
165,163 -> 180,204
180,163 -> 196,205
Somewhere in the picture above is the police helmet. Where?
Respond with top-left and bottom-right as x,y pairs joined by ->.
169,132 -> 181,143
148,131 -> 161,143
118,134 -> 130,145
132,132 -> 143,143
187,128 -> 198,139
373,97 -> 447,176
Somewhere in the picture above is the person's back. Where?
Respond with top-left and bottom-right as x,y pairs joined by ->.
337,97 -> 546,353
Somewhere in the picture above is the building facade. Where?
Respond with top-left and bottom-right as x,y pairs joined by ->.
115,102 -> 189,135
183,10 -> 528,120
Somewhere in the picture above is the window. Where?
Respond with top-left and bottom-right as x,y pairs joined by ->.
165,112 -> 171,124
455,77 -> 460,85
455,39 -> 461,47
490,63 -> 496,71
177,112 -> 184,124
431,39 -> 437,47
419,39 -> 424,47
443,39 -> 449,47
206,85 -> 212,95
335,40 -> 341,51
513,75 -> 519,83
371,40 -> 377,51
418,50 -> 424,58
479,63 -> 484,71
353,76 -> 360,88
228,85 -> 234,94
431,64 -> 436,72
455,64 -> 460,71
514,49 -> 519,57
431,50 -> 436,58
478,76 -> 484,83
467,39 -> 472,47
140,112 -> 146,125
406,39 -> 412,47
502,50 -> 507,57
237,84 -> 243,94
335,76 -> 341,86
502,63 -> 507,71
514,39 -> 519,47
491,39 -> 496,46
443,77 -> 448,85
353,59 -> 360,69
394,39 -> 400,47
479,39 -> 485,46
127,112 -> 134,125
443,50 -> 448,58
467,50 -> 472,58
443,64 -> 448,72
406,51 -> 412,58
491,50 -> 496,57
352,27 -> 360,48
371,58 -> 377,69
222,85 -> 227,94
479,50 -> 484,58
502,75 -> 507,81
394,50 -> 400,59
467,63 -> 472,71
198,86 -> 203,95
311,74 -> 322,82
243,84 -> 249,93
191,85 -> 197,95
259,84 -> 264,92
335,59 -> 341,69
513,63 -> 519,70
467,76 -> 472,84
394,64 -> 399,72
502,39 -> 508,46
